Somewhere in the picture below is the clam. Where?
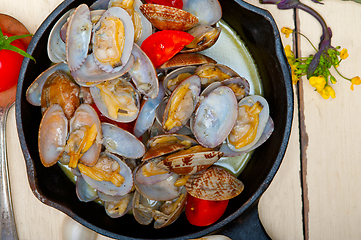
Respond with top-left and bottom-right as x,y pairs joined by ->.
142,134 -> 198,162
192,86 -> 238,148
66,4 -> 92,71
128,43 -> 159,99
158,53 -> 217,70
104,193 -> 134,218
76,176 -> 98,202
227,95 -> 270,152
163,66 -> 197,95
80,151 -> 134,196
162,75 -> 201,133
139,4 -> 198,31
182,0 -> 222,26
68,104 -> 102,167
40,70 -> 80,119
132,190 -> 162,225
92,6 -> 135,73
38,104 -> 68,167
134,166 -> 181,201
102,122 -> 145,159
71,53 -> 135,86
26,62 -> 70,106
201,77 -> 250,101
195,63 -> 239,88
182,24 -> 221,53
186,166 -> 244,201
47,8 -> 73,63
133,82 -> 165,138
157,145 -> 224,175
134,158 -> 173,185
90,78 -> 140,122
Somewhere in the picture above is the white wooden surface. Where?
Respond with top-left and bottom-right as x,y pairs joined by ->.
2,0 -> 361,239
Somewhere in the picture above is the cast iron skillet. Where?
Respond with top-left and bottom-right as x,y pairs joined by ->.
16,0 -> 293,239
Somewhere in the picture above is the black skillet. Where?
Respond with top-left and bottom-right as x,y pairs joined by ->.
16,0 -> 293,239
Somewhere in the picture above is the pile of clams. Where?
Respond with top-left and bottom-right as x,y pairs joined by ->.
26,0 -> 274,229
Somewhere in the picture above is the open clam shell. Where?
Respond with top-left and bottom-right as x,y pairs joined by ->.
69,103 -> 102,166
162,75 -> 201,133
182,0 -> 222,26
163,66 -> 197,95
81,151 -> 134,196
134,158 -> 173,185
192,86 -> 238,148
227,95 -> 270,153
158,53 -> 217,71
38,104 -> 68,167
182,24 -> 222,53
76,175 -> 98,202
92,6 -> 135,73
129,43 -> 159,99
104,193 -> 134,218
195,63 -> 240,88
26,62 -> 70,106
102,122 -> 145,159
66,4 -> 92,72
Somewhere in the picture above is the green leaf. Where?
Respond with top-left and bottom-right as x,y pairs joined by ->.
5,44 -> 35,61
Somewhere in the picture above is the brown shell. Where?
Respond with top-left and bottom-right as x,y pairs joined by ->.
158,53 -> 217,70
139,4 -> 198,31
41,70 -> 80,119
157,150 -> 223,175
186,166 -> 244,201
181,25 -> 222,53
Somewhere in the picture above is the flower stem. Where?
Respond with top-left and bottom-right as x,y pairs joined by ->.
334,66 -> 352,81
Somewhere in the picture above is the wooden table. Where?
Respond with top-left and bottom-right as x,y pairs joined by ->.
1,0 -> 361,239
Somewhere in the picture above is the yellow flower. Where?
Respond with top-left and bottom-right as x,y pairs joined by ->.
281,27 -> 293,38
284,45 -> 299,84
318,85 -> 336,99
340,48 -> 349,60
309,76 -> 326,92
350,76 -> 361,91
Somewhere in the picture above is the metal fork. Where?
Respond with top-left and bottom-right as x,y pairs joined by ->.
0,103 -> 19,240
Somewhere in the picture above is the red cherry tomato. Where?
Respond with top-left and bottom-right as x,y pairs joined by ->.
144,0 -> 183,9
91,103 -> 136,133
0,32 -> 26,92
185,194 -> 229,226
141,30 -> 194,68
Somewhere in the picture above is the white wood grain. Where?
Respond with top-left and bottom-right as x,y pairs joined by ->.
299,0 -> 361,239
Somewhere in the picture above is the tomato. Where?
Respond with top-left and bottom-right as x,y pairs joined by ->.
91,103 -> 136,134
0,32 -> 26,92
141,30 -> 194,68
144,0 -> 183,9
185,194 -> 229,226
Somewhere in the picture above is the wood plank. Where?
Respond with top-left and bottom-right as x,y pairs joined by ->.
243,2 -> 304,240
298,0 -> 361,239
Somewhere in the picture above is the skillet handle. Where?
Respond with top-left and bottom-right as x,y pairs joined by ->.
217,200 -> 271,240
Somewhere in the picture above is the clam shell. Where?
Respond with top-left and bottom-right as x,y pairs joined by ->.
183,0 -> 222,26
92,6 -> 135,73
71,54 -> 134,86
192,86 -> 238,148
47,8 -> 73,63
76,175 -> 98,202
157,148 -> 223,175
26,62 -> 70,106
163,66 -> 197,95
102,122 -> 145,159
66,4 -> 92,71
134,158 -> 173,185
90,78 -> 140,123
40,70 -> 80,119
129,43 -> 159,99
134,168 -> 181,201
186,166 -> 244,201
70,104 -> 102,166
81,151 -> 133,196
38,104 -> 68,167
181,24 -> 221,53
158,53 -> 217,70
132,190 -> 162,225
142,134 -> 198,162
139,4 -> 198,31
90,0 -> 110,10
104,193 -> 134,218
195,63 -> 239,88
162,75 -> 201,133
227,95 -> 270,152
133,82 -> 165,138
